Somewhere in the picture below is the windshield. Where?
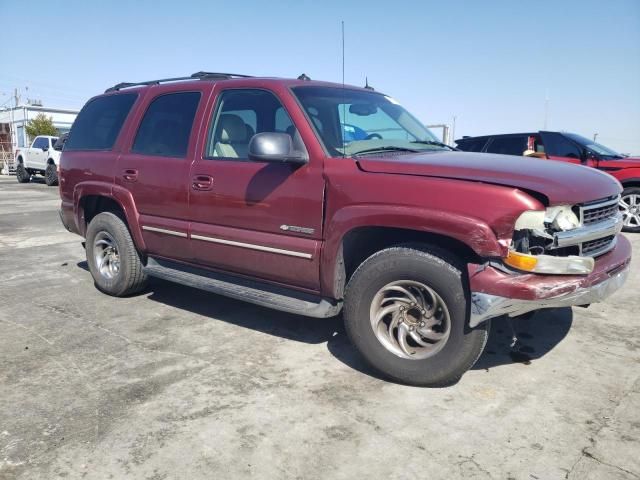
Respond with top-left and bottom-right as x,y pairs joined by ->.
565,133 -> 625,159
292,86 -> 444,157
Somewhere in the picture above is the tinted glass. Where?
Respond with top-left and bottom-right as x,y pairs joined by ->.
65,94 -> 137,151
206,89 -> 296,159
456,138 -> 487,152
485,136 -> 528,156
132,92 -> 201,157
33,137 -> 48,149
564,133 -> 623,159
542,132 -> 582,159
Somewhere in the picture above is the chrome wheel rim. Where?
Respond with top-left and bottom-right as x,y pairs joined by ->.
369,280 -> 451,360
620,194 -> 640,228
94,231 -> 120,280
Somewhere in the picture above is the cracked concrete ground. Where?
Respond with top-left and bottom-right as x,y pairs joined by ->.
0,175 -> 638,480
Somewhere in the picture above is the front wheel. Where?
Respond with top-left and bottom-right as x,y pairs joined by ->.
85,212 -> 148,296
45,163 -> 59,186
15,163 -> 31,183
620,187 -> 640,233
344,245 -> 489,387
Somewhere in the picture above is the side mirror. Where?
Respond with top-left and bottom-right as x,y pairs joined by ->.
248,132 -> 308,165
42,147 -> 49,152
580,150 -> 596,163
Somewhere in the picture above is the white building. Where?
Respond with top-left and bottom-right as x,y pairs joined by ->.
0,104 -> 78,151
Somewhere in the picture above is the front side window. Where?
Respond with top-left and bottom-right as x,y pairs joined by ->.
206,89 -> 298,159
541,132 -> 582,159
485,136 -> 528,156
292,86 -> 442,157
132,92 -> 201,157
65,93 -> 137,151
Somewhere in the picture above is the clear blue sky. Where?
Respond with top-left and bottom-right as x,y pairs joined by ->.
1,0 -> 639,153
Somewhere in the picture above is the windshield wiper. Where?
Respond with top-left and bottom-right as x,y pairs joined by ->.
410,140 -> 457,151
352,146 -> 420,156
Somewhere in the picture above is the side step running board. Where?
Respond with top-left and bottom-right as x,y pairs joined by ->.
144,257 -> 342,319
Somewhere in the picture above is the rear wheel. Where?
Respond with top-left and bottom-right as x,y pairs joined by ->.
344,245 -> 489,387
86,212 -> 148,296
45,163 -> 59,186
620,187 -> 640,233
16,163 -> 31,183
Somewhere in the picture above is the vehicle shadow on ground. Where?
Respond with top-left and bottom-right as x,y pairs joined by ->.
77,262 -> 573,382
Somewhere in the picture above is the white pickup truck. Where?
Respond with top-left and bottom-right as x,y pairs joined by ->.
15,135 -> 61,186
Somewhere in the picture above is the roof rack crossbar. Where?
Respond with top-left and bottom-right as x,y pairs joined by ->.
105,71 -> 253,93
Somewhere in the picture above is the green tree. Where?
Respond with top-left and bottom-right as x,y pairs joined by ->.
25,113 -> 58,141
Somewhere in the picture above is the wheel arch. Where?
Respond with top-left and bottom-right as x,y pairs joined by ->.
322,206 -> 503,299
75,183 -> 146,251
621,178 -> 640,189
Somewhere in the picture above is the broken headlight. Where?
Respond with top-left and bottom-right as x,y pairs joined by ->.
504,206 -> 594,275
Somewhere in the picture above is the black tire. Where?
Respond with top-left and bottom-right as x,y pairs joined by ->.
620,187 -> 640,233
85,212 -> 148,296
15,162 -> 31,183
344,245 -> 490,387
45,163 -> 59,186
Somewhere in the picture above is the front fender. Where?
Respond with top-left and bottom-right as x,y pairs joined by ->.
319,204 -> 508,297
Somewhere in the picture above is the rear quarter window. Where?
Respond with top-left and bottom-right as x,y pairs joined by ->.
65,93 -> 137,151
485,136 -> 528,156
456,138 -> 487,152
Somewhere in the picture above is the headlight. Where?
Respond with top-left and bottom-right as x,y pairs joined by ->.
504,250 -> 594,275
507,205 -> 594,275
545,205 -> 580,231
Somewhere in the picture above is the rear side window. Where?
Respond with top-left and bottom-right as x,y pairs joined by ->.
485,136 -> 527,156
32,137 -> 48,149
65,94 -> 137,151
132,92 -> 201,157
456,138 -> 487,152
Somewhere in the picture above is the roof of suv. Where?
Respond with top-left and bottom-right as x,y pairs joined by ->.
104,71 -> 372,94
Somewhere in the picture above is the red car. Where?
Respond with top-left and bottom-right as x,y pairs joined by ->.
456,132 -> 640,232
58,73 -> 631,386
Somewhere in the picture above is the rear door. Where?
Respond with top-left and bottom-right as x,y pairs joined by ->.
188,86 -> 325,291
29,136 -> 47,169
116,86 -> 206,262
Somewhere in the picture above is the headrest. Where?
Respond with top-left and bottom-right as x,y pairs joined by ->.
218,114 -> 247,143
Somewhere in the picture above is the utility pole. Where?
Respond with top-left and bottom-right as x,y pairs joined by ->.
13,88 -> 20,107
452,115 -> 457,143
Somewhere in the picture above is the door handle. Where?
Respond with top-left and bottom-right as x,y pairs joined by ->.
192,174 -> 213,191
122,168 -> 138,182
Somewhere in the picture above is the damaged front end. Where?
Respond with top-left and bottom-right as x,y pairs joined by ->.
468,195 -> 630,326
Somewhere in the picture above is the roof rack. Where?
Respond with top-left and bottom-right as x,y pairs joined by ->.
105,71 -> 253,93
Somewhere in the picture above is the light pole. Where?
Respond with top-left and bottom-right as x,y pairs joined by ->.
593,133 -> 598,142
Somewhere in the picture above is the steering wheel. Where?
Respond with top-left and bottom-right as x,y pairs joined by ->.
365,133 -> 383,140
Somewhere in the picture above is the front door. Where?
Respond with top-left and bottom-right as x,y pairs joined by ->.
116,88 -> 204,262
188,88 -> 325,291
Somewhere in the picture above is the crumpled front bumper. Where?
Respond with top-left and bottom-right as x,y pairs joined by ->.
468,234 -> 632,327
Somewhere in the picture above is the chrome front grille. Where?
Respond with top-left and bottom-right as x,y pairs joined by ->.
582,235 -> 616,256
581,200 -> 619,225
552,196 -> 622,258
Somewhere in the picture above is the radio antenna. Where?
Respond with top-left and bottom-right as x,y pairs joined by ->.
341,20 -> 346,157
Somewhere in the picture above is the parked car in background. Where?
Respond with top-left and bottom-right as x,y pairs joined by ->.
14,135 -> 61,186
59,73 -> 630,386
455,132 -> 640,232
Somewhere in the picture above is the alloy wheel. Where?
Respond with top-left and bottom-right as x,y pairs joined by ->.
369,280 -> 451,360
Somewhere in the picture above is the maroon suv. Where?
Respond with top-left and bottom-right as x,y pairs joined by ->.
58,72 -> 631,386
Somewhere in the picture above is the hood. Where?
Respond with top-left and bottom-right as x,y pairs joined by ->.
356,151 -> 621,205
